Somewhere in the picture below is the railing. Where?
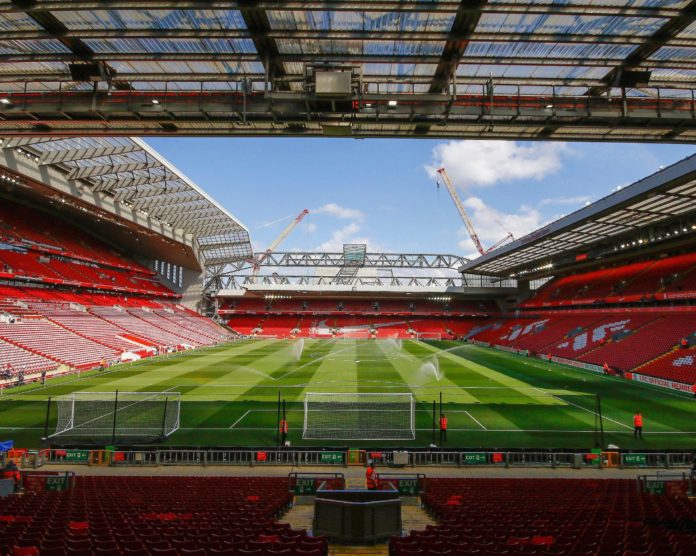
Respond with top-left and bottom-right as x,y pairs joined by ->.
18,448 -> 694,470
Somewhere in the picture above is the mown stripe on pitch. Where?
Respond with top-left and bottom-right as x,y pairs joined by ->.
127,339 -> 295,397
76,339 -> 281,395
416,341 -> 563,406
357,340 -> 406,394
295,339 -> 360,399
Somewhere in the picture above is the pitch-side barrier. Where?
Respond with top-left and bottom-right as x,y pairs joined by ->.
10,448 -> 694,470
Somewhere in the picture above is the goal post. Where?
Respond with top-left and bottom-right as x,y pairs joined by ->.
49,391 -> 180,442
303,392 -> 415,440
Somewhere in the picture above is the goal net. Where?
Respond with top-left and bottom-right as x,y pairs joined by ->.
416,332 -> 442,341
303,392 -> 415,440
50,391 -> 180,442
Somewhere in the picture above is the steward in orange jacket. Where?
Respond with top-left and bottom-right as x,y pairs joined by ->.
633,412 -> 643,440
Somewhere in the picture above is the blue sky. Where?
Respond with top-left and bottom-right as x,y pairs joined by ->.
146,137 -> 695,258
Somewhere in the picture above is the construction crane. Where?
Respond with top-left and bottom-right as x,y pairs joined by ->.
252,209 -> 309,277
436,167 -> 513,255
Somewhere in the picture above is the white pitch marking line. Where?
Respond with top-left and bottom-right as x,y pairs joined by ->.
531,386 -> 633,430
228,409 -> 251,429
464,410 -> 487,430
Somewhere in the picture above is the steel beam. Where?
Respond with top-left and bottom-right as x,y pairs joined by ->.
0,2 -> 682,18
67,160 -> 161,180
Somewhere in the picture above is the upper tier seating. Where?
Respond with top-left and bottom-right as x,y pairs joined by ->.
0,199 -> 177,298
221,298 -> 497,316
0,201 -> 154,273
392,478 -> 695,556
525,252 -> 696,307
0,476 -> 326,556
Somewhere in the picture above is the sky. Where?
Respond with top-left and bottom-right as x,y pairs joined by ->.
145,137 -> 696,259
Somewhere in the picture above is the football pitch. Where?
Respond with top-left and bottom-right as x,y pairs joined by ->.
1,339 -> 694,449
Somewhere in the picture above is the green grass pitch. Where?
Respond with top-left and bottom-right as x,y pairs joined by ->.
1,339 -> 694,450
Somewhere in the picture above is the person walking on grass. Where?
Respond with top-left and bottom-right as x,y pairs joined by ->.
633,412 -> 644,440
439,413 -> 448,444
366,461 -> 378,490
279,416 -> 288,446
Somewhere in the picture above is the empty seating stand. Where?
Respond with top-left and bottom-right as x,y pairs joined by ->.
0,320 -> 119,369
0,339 -> 56,376
0,476 -> 327,556
391,478 -> 695,556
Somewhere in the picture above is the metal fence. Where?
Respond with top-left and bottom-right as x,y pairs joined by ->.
10,448 -> 694,470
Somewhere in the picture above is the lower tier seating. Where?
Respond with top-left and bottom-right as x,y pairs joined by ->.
469,311 -> 696,384
0,320 -> 119,369
392,478 -> 694,556
0,285 -> 232,373
633,347 -> 696,385
0,339 -> 56,375
0,476 -> 326,556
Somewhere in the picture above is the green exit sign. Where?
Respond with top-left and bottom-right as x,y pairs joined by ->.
65,450 -> 90,463
295,478 -> 316,495
624,454 -> 647,466
463,453 -> 487,465
398,479 -> 418,495
645,480 -> 665,495
320,452 -> 344,464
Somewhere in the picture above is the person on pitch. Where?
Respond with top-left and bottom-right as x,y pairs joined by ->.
279,416 -> 288,445
633,411 -> 644,440
439,413 -> 448,443
366,461 -> 378,490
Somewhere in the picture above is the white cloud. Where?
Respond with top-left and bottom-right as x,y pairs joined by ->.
425,140 -> 569,189
457,196 -> 543,258
314,222 -> 380,252
313,203 -> 365,220
539,195 -> 591,206
305,222 -> 318,233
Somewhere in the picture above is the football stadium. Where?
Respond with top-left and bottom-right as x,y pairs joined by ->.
0,2 -> 695,555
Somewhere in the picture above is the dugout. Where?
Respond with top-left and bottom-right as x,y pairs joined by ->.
313,483 -> 402,544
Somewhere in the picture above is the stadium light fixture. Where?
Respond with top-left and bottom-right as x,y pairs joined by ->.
388,100 -> 398,107
152,99 -> 160,105
0,98 -> 10,105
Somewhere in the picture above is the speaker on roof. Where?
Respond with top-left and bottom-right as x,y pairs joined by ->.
69,62 -> 114,82
614,70 -> 651,88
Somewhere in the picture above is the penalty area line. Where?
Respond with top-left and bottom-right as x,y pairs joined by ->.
531,386 -> 633,430
464,410 -> 487,430
228,409 -> 251,429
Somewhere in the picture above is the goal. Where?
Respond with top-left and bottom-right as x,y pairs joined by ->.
49,391 -> 180,441
415,332 -> 442,341
303,392 -> 415,440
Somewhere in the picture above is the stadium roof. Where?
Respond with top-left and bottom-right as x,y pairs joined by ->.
0,1 -> 695,140
0,136 -> 252,266
460,153 -> 696,277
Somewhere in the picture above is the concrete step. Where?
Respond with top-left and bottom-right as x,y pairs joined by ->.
281,502 -> 314,532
